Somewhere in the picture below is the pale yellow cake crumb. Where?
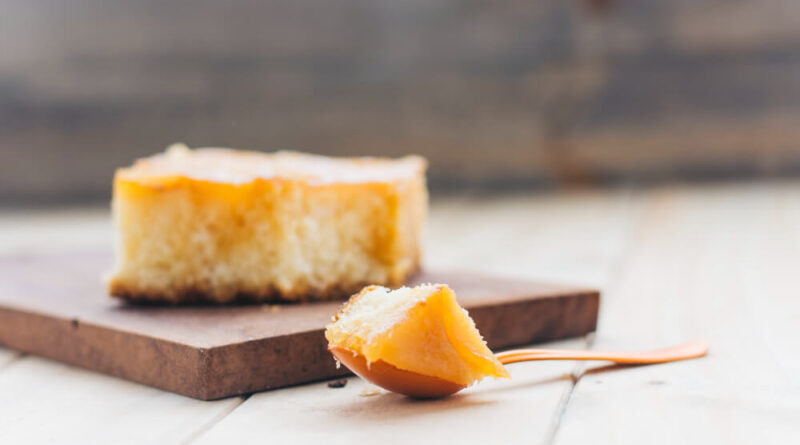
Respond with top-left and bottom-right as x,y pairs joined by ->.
107,146 -> 427,304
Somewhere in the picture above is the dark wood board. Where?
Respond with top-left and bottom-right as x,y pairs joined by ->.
0,252 -> 599,400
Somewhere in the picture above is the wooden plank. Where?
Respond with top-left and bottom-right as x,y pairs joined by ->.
554,182 -> 800,444
0,251 -> 598,400
0,355 -> 244,444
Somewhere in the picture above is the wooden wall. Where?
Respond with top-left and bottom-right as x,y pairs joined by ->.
2,0 -> 800,202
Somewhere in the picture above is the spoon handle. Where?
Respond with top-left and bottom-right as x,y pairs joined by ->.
495,340 -> 709,365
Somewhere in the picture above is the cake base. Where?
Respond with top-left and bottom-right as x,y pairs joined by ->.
0,252 -> 599,400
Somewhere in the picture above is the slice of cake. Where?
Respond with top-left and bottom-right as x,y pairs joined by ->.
107,144 -> 427,304
325,284 -> 509,391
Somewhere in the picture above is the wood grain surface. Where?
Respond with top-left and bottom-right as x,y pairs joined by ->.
0,252 -> 598,400
1,183 -> 799,444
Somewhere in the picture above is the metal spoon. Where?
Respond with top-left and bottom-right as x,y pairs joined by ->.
329,340 -> 709,399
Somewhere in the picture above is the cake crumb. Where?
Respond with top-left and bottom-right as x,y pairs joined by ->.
359,385 -> 382,397
327,379 -> 348,389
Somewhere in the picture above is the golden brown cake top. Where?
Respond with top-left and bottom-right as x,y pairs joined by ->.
117,144 -> 427,186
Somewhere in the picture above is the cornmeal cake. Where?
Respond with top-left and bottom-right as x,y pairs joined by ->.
326,284 -> 509,389
107,144 -> 427,304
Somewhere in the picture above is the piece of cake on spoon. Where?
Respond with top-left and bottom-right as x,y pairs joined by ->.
326,284 -> 510,398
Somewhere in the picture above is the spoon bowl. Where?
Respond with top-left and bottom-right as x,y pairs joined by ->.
328,346 -> 466,398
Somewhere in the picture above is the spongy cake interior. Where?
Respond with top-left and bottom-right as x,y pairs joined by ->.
107,145 -> 427,303
326,285 -> 509,386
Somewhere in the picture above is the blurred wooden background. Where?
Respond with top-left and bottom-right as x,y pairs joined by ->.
2,0 -> 800,203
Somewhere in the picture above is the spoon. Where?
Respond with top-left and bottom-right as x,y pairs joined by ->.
329,340 -> 709,399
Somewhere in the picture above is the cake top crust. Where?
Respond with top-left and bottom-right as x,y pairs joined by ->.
117,144 -> 427,186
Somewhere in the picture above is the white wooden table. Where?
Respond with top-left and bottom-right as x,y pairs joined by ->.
1,181 -> 798,444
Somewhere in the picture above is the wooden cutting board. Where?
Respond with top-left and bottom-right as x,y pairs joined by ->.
0,252 -> 599,400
